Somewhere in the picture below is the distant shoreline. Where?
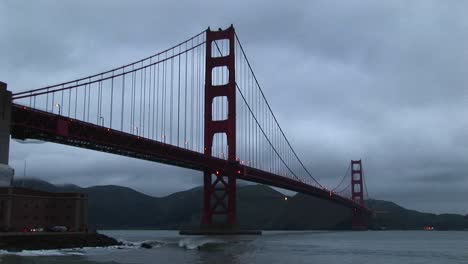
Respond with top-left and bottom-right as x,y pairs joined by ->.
99,228 -> 468,232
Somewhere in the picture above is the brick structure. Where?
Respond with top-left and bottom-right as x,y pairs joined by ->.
0,187 -> 88,232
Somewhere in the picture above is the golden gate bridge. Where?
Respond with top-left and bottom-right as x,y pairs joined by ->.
0,25 -> 371,232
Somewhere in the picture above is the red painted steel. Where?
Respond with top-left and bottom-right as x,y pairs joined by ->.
202,26 -> 237,227
351,160 -> 368,229
351,160 -> 364,204
10,105 -> 371,217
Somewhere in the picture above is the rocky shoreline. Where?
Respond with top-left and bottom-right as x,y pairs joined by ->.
0,232 -> 122,251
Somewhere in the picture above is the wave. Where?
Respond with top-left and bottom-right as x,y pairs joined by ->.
0,239 -> 141,257
178,237 -> 228,250
117,239 -> 173,249
0,237 -> 231,256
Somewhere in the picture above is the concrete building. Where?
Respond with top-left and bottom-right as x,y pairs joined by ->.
0,82 -> 11,167
0,187 -> 88,232
0,82 -> 88,232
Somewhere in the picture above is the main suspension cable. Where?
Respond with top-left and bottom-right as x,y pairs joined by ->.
13,30 -> 206,97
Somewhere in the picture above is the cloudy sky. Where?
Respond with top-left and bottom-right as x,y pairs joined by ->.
1,1 -> 467,214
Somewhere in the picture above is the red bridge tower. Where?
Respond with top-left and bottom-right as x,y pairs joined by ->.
351,160 -> 368,230
202,26 -> 237,229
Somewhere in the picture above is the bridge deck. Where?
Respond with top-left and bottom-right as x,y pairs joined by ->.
11,104 -> 370,213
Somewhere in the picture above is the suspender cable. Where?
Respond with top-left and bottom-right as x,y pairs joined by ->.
234,33 -> 323,188
170,49 -> 174,144
177,46 -> 181,146
110,71 -> 114,129
143,65 -> 147,137
151,59 -> 159,139
184,42 -> 188,147
190,39 -> 194,150
87,80 -> 91,121
121,69 -> 125,131
156,57 -> 160,140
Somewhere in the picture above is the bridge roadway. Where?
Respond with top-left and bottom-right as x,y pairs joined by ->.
11,104 -> 370,213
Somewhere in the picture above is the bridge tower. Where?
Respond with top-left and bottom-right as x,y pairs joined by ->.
202,26 -> 237,229
350,160 -> 368,230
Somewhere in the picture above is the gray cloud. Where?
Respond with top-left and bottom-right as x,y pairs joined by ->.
1,0 -> 467,214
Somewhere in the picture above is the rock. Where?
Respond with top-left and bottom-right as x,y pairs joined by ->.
0,232 -> 122,251
141,242 -> 152,249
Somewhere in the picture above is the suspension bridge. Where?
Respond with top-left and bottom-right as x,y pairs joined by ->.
0,25 -> 371,232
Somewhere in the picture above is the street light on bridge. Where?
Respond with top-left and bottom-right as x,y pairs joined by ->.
54,103 -> 61,115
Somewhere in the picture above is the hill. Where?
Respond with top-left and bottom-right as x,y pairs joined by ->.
13,178 -> 468,230
367,199 -> 468,230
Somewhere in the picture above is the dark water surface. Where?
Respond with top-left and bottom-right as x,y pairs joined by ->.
0,230 -> 467,264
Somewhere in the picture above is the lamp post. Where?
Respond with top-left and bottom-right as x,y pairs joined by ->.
100,116 -> 104,126
55,103 -> 61,115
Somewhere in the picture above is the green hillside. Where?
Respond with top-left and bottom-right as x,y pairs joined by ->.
13,178 -> 468,230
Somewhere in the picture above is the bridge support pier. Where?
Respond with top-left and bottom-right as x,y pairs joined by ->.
351,208 -> 368,230
202,170 -> 236,228
0,82 -> 12,166
0,82 -> 14,231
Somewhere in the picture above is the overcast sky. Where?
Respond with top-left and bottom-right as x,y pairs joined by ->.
1,1 -> 467,214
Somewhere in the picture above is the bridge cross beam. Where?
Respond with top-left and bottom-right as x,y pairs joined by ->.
202,26 -> 237,229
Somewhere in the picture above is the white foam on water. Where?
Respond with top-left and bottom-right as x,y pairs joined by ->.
178,237 -> 227,250
115,239 -> 170,249
0,238 -> 175,257
0,241 -> 139,257
140,240 -> 168,248
0,249 -> 84,257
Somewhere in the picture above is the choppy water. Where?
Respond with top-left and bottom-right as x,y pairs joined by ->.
0,230 -> 467,264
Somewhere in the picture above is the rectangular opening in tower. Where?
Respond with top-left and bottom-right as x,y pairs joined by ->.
353,184 -> 361,193
211,39 -> 230,57
212,96 -> 228,121
353,173 -> 361,181
352,162 -> 361,171
212,132 -> 228,160
211,66 -> 229,86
